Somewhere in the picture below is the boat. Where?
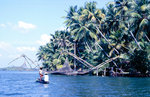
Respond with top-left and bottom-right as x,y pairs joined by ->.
36,79 -> 49,84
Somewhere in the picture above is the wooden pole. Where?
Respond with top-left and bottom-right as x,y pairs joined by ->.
104,68 -> 106,76
90,56 -> 119,71
96,68 -> 98,76
74,41 -> 76,71
68,52 -> 94,68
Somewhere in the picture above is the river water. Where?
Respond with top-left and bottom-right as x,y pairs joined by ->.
0,71 -> 150,97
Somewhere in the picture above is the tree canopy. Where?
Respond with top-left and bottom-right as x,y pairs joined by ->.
37,0 -> 150,75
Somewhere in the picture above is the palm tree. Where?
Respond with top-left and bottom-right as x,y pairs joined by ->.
36,46 -> 48,61
105,2 -> 120,32
128,0 -> 150,42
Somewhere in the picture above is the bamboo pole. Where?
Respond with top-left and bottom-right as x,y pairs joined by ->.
90,56 -> 119,71
8,56 -> 22,66
24,57 -> 32,69
95,42 -> 118,67
96,68 -> 99,76
23,55 -> 40,68
67,52 -> 94,68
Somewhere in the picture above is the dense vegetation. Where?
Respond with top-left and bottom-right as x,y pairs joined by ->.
37,0 -> 150,75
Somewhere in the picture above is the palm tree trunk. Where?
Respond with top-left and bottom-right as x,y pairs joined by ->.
129,31 -> 142,50
95,42 -> 117,67
96,26 -> 120,54
128,23 -> 142,50
144,33 -> 150,42
95,42 -> 109,57
74,41 -> 76,70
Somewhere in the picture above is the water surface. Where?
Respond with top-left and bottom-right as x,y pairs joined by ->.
0,71 -> 150,97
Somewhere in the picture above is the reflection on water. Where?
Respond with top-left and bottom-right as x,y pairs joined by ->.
0,71 -> 150,97
43,84 -> 49,88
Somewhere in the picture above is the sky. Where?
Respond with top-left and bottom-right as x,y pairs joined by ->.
0,0 -> 113,68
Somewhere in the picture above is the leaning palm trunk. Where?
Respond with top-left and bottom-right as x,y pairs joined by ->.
85,41 -> 118,67
129,31 -> 142,50
74,42 -> 77,70
96,26 -> 120,54
95,42 -> 109,56
95,42 -> 117,67
144,33 -> 150,42
128,23 -> 142,50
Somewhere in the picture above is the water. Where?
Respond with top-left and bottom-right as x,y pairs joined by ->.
0,71 -> 150,97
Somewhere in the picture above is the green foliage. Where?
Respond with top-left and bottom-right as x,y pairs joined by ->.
129,49 -> 150,74
37,0 -> 150,75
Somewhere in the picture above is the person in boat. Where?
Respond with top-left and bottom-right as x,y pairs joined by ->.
39,67 -> 43,81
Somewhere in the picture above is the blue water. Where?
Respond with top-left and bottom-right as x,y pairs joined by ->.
0,71 -> 150,97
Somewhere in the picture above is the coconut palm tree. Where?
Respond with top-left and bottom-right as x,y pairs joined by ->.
128,0 -> 150,42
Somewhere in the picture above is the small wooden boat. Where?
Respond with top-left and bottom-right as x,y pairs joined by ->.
36,79 -> 49,84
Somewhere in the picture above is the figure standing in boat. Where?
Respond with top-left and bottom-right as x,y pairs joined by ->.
39,67 -> 43,81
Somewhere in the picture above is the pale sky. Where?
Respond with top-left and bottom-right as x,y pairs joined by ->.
0,0 -> 113,68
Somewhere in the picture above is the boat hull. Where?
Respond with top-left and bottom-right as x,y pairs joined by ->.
36,79 -> 49,84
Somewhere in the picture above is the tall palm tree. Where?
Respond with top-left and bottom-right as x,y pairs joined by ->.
128,0 -> 150,42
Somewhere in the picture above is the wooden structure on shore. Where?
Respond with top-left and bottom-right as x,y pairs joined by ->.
7,54 -> 39,70
50,52 -> 120,75
49,58 -> 89,75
